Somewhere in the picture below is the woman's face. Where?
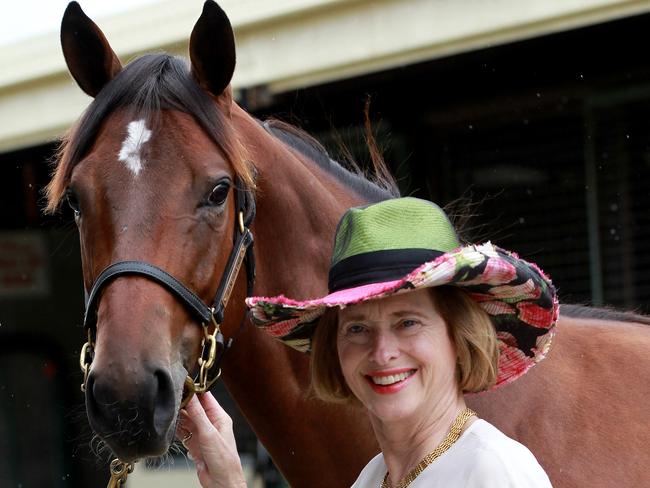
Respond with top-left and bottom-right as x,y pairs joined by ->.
337,289 -> 460,423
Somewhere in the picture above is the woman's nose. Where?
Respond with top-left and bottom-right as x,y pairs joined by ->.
369,331 -> 400,364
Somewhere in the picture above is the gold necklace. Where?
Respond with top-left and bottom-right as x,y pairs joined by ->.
380,408 -> 476,488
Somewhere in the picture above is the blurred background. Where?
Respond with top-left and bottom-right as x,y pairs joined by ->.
1,0 -> 649,486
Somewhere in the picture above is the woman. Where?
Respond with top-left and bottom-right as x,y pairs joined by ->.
178,197 -> 557,487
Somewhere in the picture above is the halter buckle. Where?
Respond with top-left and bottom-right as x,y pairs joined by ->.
79,330 -> 94,392
238,210 -> 245,234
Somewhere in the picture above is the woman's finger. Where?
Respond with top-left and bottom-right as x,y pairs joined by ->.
198,392 -> 232,430
184,394 -> 218,434
176,412 -> 194,439
197,392 -> 238,452
172,413 -> 196,463
177,394 -> 246,487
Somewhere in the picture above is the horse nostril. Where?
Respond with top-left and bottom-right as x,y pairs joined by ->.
84,371 -> 99,415
153,369 -> 175,436
85,371 -> 114,427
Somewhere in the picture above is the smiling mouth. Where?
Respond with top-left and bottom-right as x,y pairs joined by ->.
368,369 -> 416,386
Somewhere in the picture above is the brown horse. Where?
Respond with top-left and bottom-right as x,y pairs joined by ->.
49,2 -> 650,487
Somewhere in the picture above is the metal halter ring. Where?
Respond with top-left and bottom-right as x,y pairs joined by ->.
108,459 -> 134,488
179,318 -> 224,408
238,210 -> 245,233
181,431 -> 193,448
79,330 -> 94,393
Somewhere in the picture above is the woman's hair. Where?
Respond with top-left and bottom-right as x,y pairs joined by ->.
311,307 -> 355,403
431,287 -> 499,393
310,286 -> 499,404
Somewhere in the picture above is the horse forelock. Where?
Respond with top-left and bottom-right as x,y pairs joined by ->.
45,53 -> 255,213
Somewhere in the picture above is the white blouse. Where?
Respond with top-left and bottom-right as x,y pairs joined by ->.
351,419 -> 552,487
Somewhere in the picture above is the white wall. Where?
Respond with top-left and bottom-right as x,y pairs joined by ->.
3,0 -> 650,153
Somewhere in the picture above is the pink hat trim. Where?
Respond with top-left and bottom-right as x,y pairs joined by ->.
247,278 -> 405,311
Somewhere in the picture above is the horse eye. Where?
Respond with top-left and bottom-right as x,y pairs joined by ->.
207,180 -> 231,206
65,190 -> 80,216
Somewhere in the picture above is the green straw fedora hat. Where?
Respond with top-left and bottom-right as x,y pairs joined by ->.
246,197 -> 558,387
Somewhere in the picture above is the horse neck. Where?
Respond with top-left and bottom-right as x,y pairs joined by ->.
217,104 -> 378,485
233,104 -> 368,299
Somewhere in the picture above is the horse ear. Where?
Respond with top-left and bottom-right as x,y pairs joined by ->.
60,1 -> 122,98
189,1 -> 236,100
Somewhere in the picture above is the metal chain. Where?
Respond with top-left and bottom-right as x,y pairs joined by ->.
381,408 -> 476,488
79,330 -> 94,392
106,459 -> 134,488
181,316 -> 224,407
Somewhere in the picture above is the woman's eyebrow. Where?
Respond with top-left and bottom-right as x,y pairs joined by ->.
339,313 -> 372,324
340,308 -> 427,324
387,309 -> 427,319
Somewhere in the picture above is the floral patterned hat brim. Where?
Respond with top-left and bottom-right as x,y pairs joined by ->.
246,242 -> 559,389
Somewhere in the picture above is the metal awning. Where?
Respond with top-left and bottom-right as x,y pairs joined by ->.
1,0 -> 649,152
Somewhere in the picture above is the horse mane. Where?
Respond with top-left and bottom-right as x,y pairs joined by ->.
260,118 -> 399,203
45,53 -> 254,213
561,303 -> 650,325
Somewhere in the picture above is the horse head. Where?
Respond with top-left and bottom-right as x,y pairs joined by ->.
51,1 -> 255,461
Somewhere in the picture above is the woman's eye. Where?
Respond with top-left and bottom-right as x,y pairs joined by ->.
400,319 -> 420,331
206,180 -> 231,206
341,323 -> 368,338
347,324 -> 366,334
340,324 -> 370,345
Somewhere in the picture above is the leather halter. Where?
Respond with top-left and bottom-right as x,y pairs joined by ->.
79,177 -> 256,407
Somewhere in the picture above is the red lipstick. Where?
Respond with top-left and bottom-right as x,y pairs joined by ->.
364,368 -> 416,395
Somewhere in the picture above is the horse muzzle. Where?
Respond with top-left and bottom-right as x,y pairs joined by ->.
85,366 -> 179,461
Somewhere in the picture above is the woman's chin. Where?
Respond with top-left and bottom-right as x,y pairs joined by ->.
364,397 -> 420,424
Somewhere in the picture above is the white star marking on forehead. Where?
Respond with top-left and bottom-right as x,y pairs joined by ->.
118,119 -> 152,176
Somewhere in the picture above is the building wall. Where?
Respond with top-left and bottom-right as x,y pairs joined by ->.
2,0 -> 650,152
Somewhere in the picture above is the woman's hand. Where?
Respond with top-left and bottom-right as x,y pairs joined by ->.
176,392 -> 247,488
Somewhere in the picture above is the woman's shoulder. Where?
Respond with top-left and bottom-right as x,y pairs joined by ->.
465,419 -> 534,450
350,420 -> 553,488
350,452 -> 386,488
464,419 -> 544,458
458,419 -> 553,487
